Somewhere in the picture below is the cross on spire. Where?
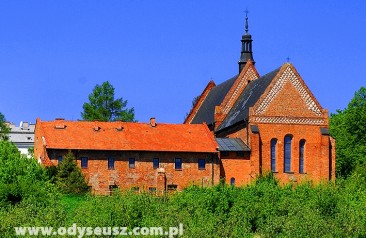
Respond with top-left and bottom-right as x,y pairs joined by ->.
245,9 -> 249,34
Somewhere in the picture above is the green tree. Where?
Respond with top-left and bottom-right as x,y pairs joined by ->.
0,140 -> 53,206
330,87 -> 366,177
56,151 -> 89,195
0,112 -> 10,140
81,81 -> 135,122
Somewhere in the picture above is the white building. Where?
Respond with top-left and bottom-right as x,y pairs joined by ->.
7,121 -> 35,156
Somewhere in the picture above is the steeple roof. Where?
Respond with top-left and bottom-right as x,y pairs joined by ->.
238,11 -> 255,72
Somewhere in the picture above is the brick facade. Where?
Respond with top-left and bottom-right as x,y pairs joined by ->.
34,119 -> 219,195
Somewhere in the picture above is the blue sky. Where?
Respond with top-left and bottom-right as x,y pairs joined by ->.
1,1 -> 365,124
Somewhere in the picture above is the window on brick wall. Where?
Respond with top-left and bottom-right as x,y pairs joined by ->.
57,156 -> 63,164
129,158 -> 135,168
271,139 -> 277,172
81,157 -> 88,168
230,177 -> 235,186
284,135 -> 293,173
175,158 -> 182,170
299,140 -> 305,174
149,187 -> 156,194
167,184 -> 178,191
198,159 -> 206,169
108,158 -> 115,170
153,158 -> 159,169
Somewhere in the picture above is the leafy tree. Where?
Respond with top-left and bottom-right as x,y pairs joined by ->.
0,112 -> 10,140
0,140 -> 53,206
330,87 -> 366,177
56,151 -> 89,194
81,81 -> 135,122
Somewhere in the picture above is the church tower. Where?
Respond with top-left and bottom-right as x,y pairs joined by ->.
238,12 -> 255,72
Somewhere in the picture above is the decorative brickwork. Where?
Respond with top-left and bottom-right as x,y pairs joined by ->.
221,61 -> 259,114
251,116 -> 326,125
254,65 -> 323,117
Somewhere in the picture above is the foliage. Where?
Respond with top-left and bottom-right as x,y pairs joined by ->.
330,86 -> 366,177
81,81 -> 135,122
0,112 -> 10,140
2,171 -> 366,237
0,140 -> 57,208
55,151 -> 89,195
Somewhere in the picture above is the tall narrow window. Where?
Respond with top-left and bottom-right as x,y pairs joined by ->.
284,135 -> 292,172
153,158 -> 159,169
81,157 -> 88,168
271,139 -> 277,172
175,158 -> 182,170
299,140 -> 305,174
108,158 -> 115,170
129,158 -> 135,168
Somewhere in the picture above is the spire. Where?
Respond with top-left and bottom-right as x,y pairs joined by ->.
238,10 -> 255,73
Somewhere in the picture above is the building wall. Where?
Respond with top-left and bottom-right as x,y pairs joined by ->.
249,123 -> 334,183
220,151 -> 251,186
48,149 -> 220,195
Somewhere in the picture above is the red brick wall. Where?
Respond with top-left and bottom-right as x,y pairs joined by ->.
48,150 -> 219,195
251,123 -> 332,183
220,152 -> 251,186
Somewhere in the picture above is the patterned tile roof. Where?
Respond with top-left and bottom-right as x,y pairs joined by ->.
36,119 -> 218,153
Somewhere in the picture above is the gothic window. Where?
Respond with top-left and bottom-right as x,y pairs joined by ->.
284,135 -> 293,173
299,140 -> 306,174
271,139 -> 277,172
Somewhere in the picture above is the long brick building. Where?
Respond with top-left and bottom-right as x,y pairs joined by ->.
34,118 -> 222,194
185,14 -> 335,185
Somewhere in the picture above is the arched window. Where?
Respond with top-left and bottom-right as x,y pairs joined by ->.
230,177 -> 235,186
299,140 -> 305,174
284,135 -> 292,173
271,139 -> 277,172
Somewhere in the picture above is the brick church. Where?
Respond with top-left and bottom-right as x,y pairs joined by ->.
184,14 -> 335,185
34,15 -> 335,194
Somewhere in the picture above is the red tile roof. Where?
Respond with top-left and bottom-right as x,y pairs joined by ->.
35,118 -> 218,153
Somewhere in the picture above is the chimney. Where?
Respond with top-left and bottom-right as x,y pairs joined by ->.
150,117 -> 156,127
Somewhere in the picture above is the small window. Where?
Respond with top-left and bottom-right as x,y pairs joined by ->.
284,135 -> 292,173
148,187 -> 156,194
57,156 -> 63,164
271,139 -> 277,172
236,151 -> 244,157
109,185 -> 118,192
221,151 -> 229,157
132,187 -> 140,193
167,184 -> 177,191
230,177 -> 235,186
108,158 -> 115,170
198,159 -> 206,169
299,140 -> 305,174
129,158 -> 135,168
175,158 -> 182,170
153,158 -> 159,169
81,157 -> 88,168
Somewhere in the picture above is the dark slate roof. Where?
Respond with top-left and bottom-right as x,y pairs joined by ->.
216,138 -> 250,152
191,75 -> 238,125
217,68 -> 280,131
